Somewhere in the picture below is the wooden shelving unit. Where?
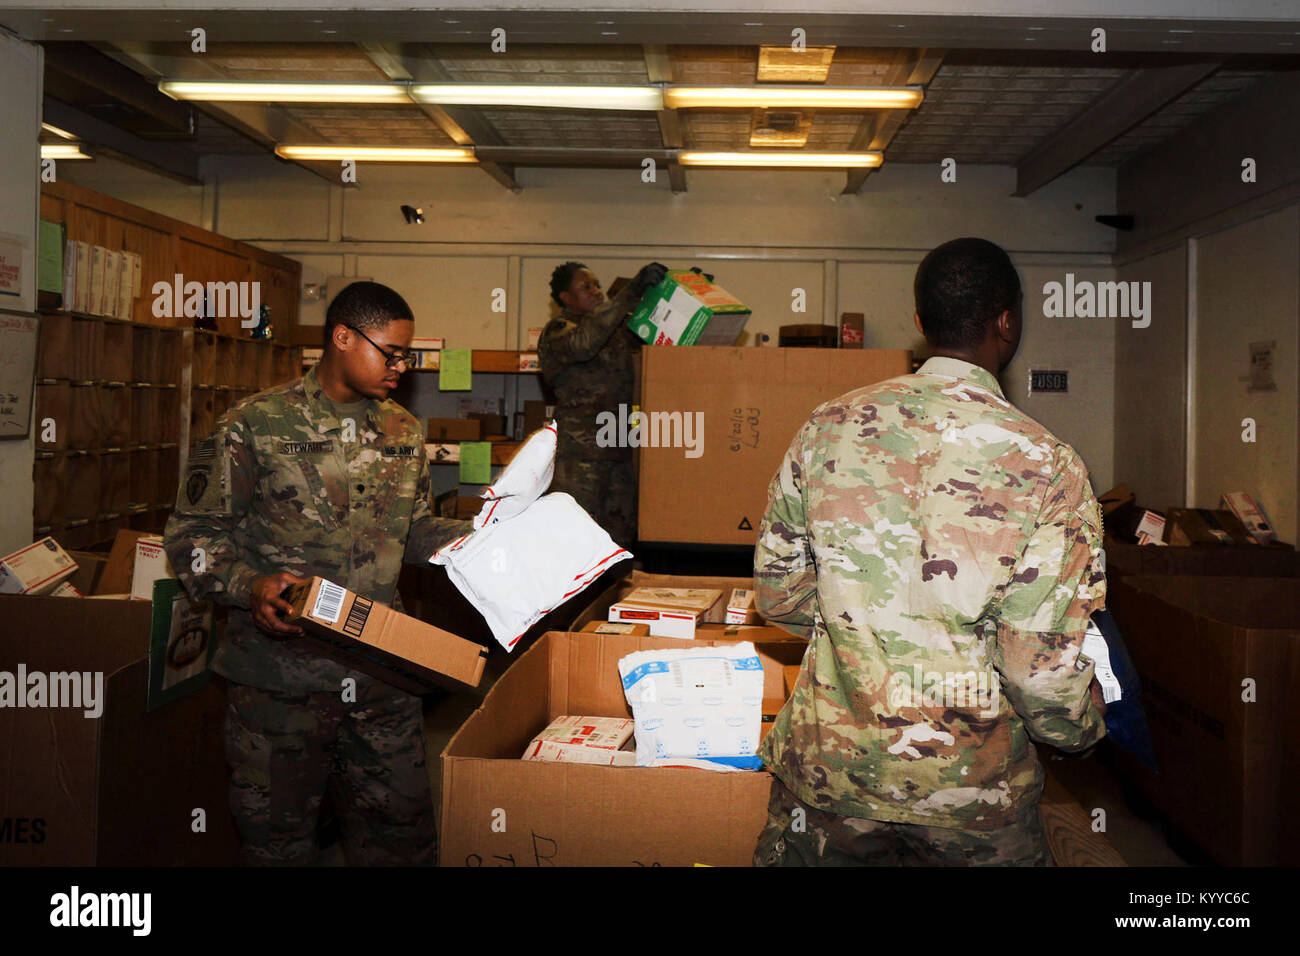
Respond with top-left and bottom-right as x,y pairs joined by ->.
32,312 -> 302,550
427,440 -> 522,466
401,350 -> 541,375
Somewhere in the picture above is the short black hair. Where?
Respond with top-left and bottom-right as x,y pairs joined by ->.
550,261 -> 587,307
324,281 -> 414,343
914,238 -> 1021,350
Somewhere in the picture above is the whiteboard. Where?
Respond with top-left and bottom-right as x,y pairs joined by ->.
0,309 -> 37,440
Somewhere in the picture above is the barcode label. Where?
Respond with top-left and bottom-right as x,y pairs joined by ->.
312,579 -> 347,625
343,596 -> 371,638
1082,620 -> 1122,705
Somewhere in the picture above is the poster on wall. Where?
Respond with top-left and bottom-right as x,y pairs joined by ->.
0,310 -> 37,440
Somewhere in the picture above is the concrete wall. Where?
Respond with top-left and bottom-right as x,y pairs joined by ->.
61,153 -> 1120,494
0,30 -> 41,554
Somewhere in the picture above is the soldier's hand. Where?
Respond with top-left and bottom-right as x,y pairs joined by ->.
1088,681 -> 1107,720
250,572 -> 308,638
630,262 -> 669,296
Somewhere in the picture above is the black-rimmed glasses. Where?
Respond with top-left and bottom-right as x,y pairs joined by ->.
346,325 -> 413,369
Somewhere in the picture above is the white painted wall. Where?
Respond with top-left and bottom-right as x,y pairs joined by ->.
0,30 -> 41,554
1192,205 -> 1299,543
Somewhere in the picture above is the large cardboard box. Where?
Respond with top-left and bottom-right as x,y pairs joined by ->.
0,593 -> 238,864
1104,539 -> 1297,579
427,418 -> 482,442
284,576 -> 487,694
626,270 -> 751,347
440,630 -> 806,867
1108,574 -> 1300,865
638,346 -> 911,545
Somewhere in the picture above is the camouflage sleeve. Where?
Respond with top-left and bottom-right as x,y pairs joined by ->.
403,440 -> 473,562
992,445 -> 1107,752
538,287 -> 638,367
162,412 -> 264,610
753,427 -> 818,636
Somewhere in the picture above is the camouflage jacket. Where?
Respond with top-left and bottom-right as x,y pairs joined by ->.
163,365 -> 470,694
755,356 -> 1107,830
538,288 -> 641,461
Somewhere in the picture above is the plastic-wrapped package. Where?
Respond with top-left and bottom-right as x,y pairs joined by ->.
431,492 -> 631,651
617,641 -> 765,770
474,422 -> 556,529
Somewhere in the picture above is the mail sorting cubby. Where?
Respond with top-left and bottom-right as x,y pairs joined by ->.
32,454 -> 66,526
132,325 -> 184,384
98,384 -> 131,448
33,380 -> 70,451
192,331 -> 219,386
98,450 -> 130,516
66,382 -> 101,449
99,320 -> 133,383
69,315 -> 104,382
62,452 -> 101,522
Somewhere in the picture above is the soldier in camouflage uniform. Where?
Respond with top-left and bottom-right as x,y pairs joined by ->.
538,261 -> 667,549
753,238 -> 1108,866
164,281 -> 471,866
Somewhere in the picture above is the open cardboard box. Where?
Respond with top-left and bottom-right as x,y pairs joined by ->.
440,630 -> 806,867
1108,574 -> 1300,866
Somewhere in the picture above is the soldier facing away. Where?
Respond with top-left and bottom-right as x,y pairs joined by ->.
538,260 -> 667,550
753,237 -> 1108,866
164,281 -> 471,866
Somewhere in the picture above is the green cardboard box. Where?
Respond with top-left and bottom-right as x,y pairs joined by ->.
626,270 -> 751,346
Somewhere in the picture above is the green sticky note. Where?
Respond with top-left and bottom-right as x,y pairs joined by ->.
439,349 -> 472,391
459,441 -> 492,484
38,221 -> 64,295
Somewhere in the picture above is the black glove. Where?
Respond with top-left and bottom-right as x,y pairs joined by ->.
689,266 -> 716,283
630,262 -> 669,297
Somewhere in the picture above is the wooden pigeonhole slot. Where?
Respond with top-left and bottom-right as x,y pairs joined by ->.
216,336 -> 239,386
132,326 -> 157,383
131,386 -> 156,444
100,321 -> 133,382
63,453 -> 101,521
156,328 -> 184,384
130,447 -> 160,508
272,345 -> 296,384
192,331 -> 218,386
36,312 -> 73,379
32,454 -> 67,527
34,381 -> 70,451
155,386 -> 181,445
69,316 -> 103,381
190,387 -> 215,440
240,340 -> 261,388
98,384 -> 130,447
157,445 -> 180,508
67,382 -> 101,449
256,344 -> 274,388
213,388 -> 235,423
99,450 -> 130,515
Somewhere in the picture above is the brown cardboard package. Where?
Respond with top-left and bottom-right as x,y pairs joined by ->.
284,576 -> 487,694
839,312 -> 864,348
440,630 -> 806,867
638,346 -> 911,545
0,593 -> 238,864
580,620 -> 651,636
1105,539 -> 1297,579
426,418 -> 482,442
1164,507 -> 1254,546
1108,574 -> 1299,865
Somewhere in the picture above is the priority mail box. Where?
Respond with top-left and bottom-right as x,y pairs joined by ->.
1221,492 -> 1280,545
0,538 -> 78,595
440,630 -> 807,867
626,270 -> 751,347
638,347 -> 912,545
1164,507 -> 1254,546
608,586 -> 723,639
726,588 -> 760,625
1109,574 -> 1300,866
284,576 -> 487,693
522,715 -> 636,766
130,535 -> 176,602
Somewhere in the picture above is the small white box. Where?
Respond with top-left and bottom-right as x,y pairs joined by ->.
131,535 -> 177,602
0,538 -> 78,595
726,587 -> 760,625
608,587 -> 723,640
522,715 -> 636,766
1134,510 -> 1167,545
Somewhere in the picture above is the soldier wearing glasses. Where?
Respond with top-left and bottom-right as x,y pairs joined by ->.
164,281 -> 470,866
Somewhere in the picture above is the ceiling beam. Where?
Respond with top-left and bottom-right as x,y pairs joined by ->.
1015,60 -> 1221,196
43,97 -> 202,183
92,41 -> 345,185
644,45 -> 686,193
43,42 -> 195,136
843,48 -> 945,194
357,41 -> 520,192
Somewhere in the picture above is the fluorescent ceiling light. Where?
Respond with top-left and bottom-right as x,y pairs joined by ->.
665,86 -> 922,109
756,45 -> 836,82
678,150 -> 881,168
412,84 -> 663,110
41,122 -> 78,140
41,143 -> 92,160
275,145 -> 477,163
159,81 -> 411,104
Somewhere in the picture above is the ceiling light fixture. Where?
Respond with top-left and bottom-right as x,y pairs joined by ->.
678,150 -> 881,168
41,143 -> 92,160
41,122 -> 79,140
411,83 -> 663,110
664,86 -> 922,109
274,145 -> 477,163
159,80 -> 412,104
